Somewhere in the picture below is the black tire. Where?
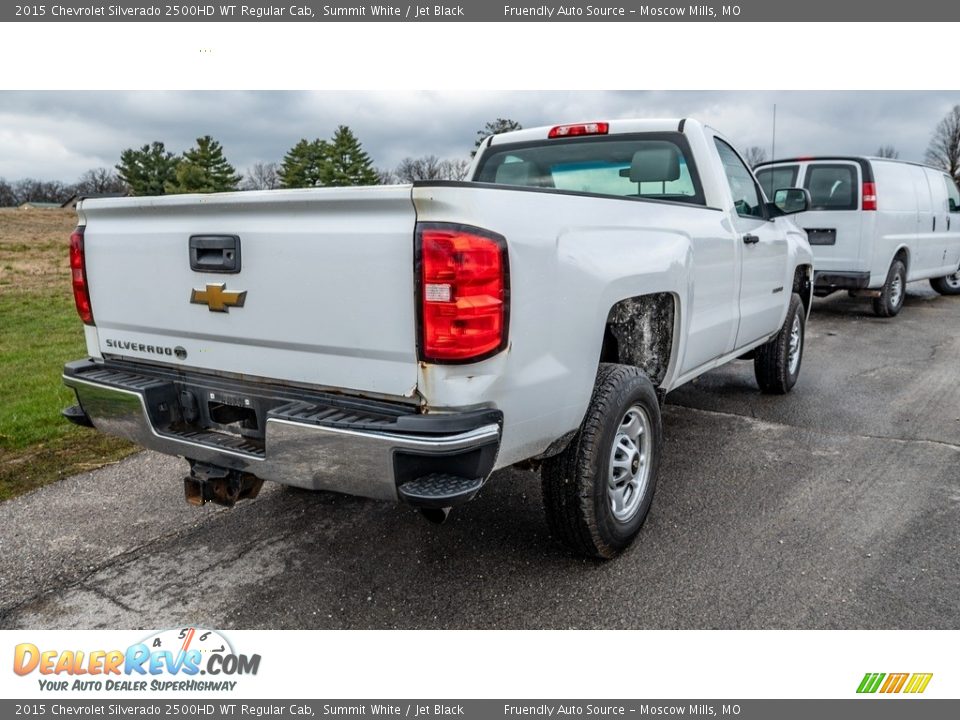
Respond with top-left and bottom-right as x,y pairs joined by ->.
872,259 -> 907,317
754,292 -> 805,395
930,270 -> 960,296
541,364 -> 662,559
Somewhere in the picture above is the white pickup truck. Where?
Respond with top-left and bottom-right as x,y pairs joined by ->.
63,118 -> 813,558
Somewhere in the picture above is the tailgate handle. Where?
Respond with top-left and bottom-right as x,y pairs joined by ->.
189,235 -> 241,274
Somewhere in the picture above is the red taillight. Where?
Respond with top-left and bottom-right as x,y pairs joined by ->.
69,226 -> 94,325
548,122 -> 609,139
862,182 -> 877,211
417,224 -> 509,363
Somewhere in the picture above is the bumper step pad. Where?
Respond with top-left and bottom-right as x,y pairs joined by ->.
398,473 -> 485,509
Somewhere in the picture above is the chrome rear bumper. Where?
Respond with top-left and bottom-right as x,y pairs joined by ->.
63,360 -> 501,502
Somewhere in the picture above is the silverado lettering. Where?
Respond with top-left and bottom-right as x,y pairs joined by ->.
104,339 -> 177,356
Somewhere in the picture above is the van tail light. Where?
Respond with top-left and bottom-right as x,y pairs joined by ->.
69,226 -> 94,325
862,182 -> 878,211
417,223 -> 509,363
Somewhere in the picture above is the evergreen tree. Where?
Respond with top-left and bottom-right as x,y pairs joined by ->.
116,141 -> 178,196
472,118 -> 522,156
321,125 -> 378,187
165,136 -> 241,194
278,138 -> 330,188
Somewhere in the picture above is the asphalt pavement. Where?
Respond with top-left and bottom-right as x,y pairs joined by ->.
1,283 -> 958,629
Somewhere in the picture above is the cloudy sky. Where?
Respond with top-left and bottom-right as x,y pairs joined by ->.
0,90 -> 957,182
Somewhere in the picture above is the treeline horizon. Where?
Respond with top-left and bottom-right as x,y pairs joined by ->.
0,118 -> 521,207
3,107 -> 960,206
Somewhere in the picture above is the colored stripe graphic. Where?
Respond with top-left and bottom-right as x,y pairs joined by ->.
880,673 -> 909,693
903,673 -> 933,694
857,672 -> 932,694
857,673 -> 885,693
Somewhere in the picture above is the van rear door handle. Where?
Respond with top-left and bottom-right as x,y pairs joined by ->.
742,234 -> 760,245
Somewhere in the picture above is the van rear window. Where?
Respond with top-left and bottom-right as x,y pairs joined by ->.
945,175 -> 960,213
755,165 -> 798,201
804,164 -> 858,211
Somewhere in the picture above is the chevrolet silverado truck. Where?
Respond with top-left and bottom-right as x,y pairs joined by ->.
63,118 -> 813,558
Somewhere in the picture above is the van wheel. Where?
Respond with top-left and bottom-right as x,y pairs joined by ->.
873,259 -> 907,316
930,270 -> 960,296
541,364 -> 662,559
754,293 -> 804,395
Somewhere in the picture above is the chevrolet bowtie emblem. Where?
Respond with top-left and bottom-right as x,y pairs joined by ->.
190,283 -> 247,312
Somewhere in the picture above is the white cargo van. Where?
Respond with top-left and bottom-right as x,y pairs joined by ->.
756,157 -> 960,316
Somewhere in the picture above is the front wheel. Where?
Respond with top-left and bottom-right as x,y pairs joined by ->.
754,292 -> 805,395
541,364 -> 662,559
873,259 -> 907,316
930,269 -> 960,296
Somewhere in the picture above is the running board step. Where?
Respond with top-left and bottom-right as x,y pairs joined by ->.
62,404 -> 94,428
397,474 -> 484,509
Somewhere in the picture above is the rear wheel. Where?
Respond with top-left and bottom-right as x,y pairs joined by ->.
873,259 -> 907,317
754,293 -> 805,395
541,364 -> 662,559
930,269 -> 960,296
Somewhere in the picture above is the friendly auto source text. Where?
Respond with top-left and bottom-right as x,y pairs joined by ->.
502,5 -> 738,17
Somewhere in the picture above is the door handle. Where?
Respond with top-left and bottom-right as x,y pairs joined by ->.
189,235 -> 241,273
742,234 -> 760,245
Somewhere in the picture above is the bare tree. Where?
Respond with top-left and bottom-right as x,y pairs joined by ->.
395,155 -> 444,182
394,155 -> 471,183
13,178 -> 71,204
440,158 -> 471,181
875,145 -> 900,159
75,167 -> 127,195
241,162 -> 280,191
925,105 -> 960,181
376,167 -> 398,185
0,179 -> 16,207
743,146 -> 768,168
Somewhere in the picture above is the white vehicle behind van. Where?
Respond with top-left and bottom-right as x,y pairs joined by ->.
756,156 -> 960,316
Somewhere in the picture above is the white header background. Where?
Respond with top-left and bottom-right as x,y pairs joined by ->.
1,19 -> 957,701
0,22 -> 955,91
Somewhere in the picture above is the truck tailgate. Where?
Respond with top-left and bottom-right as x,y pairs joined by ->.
79,187 -> 419,399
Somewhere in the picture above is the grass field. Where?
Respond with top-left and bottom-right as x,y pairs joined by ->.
0,208 -> 134,501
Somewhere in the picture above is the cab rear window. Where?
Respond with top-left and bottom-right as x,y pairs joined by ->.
755,165 -> 798,201
804,164 -> 859,211
474,133 -> 706,206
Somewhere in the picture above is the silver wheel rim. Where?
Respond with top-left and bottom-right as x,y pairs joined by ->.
787,313 -> 802,376
607,404 -> 653,523
945,271 -> 960,290
890,272 -> 904,307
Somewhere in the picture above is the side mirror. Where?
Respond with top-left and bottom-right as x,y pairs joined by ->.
949,198 -> 959,213
773,187 -> 810,215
